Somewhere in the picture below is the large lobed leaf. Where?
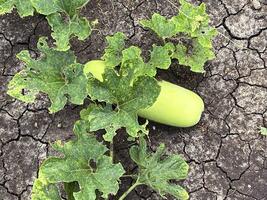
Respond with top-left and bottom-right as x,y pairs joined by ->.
80,33 -> 178,141
32,0 -> 92,51
130,137 -> 189,200
32,122 -> 125,200
139,0 -> 217,73
47,12 -> 91,51
7,37 -> 87,113
84,68 -> 160,141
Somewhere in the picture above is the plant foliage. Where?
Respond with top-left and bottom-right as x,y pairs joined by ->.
3,0 -> 219,199
130,137 -> 189,200
0,0 -> 92,51
7,37 -> 87,113
140,0 -> 217,72
32,123 -> 125,200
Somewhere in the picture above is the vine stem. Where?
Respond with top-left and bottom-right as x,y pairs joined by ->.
118,180 -> 141,200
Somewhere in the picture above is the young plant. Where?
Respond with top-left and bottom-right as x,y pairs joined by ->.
6,35 -> 190,199
0,0 -> 93,51
4,0 -> 219,199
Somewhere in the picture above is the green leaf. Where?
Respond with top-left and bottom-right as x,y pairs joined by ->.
148,43 -> 175,70
173,40 -> 215,73
7,37 -> 87,113
31,0 -> 89,17
139,0 -> 217,73
130,137 -> 189,200
83,104 -> 149,141
193,27 -> 217,49
140,13 -> 178,39
47,13 -> 91,51
32,179 -> 61,200
102,32 -> 127,68
85,69 -> 160,141
32,123 -> 125,200
121,46 -> 159,78
260,127 -> 267,136
173,0 -> 209,34
30,0 -> 91,51
0,0 -> 35,17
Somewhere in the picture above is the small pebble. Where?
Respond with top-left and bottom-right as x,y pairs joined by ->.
152,126 -> 156,130
252,0 -> 261,9
34,122 -> 38,128
57,123 -> 62,128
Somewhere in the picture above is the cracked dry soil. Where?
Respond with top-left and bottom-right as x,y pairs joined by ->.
0,0 -> 267,199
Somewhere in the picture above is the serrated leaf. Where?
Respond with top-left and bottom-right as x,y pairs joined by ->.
7,37 -> 87,113
30,0 -> 92,51
47,13 -> 91,51
83,104 -> 148,141
173,0 -> 209,34
260,127 -> 267,136
173,40 -> 215,73
147,43 -> 175,70
85,69 -> 160,141
0,0 -> 34,17
102,32 -> 127,68
140,13 -> 178,39
121,46 -> 157,77
32,123 -> 125,200
139,0 -> 217,73
130,137 -> 189,200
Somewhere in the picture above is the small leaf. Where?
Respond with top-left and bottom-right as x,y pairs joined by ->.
7,37 -> 88,113
140,13 -> 178,39
121,46 -> 156,77
47,13 -> 91,51
31,0 -> 92,51
130,137 -> 189,200
173,40 -> 215,73
102,32 -> 127,68
139,0 -> 217,73
148,43 -> 175,70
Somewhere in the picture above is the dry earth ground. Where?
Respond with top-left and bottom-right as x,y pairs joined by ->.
0,0 -> 267,199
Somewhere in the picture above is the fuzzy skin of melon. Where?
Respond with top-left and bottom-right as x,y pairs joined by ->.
84,60 -> 204,127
